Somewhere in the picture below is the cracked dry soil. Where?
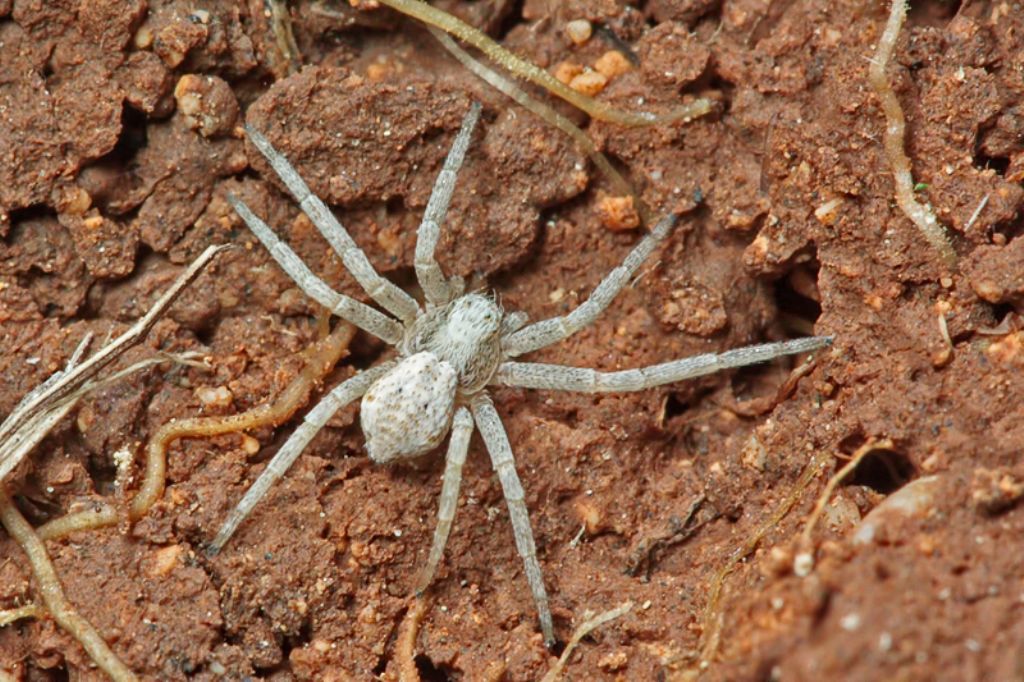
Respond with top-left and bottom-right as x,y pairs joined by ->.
2,0 -> 1024,679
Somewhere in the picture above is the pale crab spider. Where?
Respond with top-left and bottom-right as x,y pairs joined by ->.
211,102 -> 832,645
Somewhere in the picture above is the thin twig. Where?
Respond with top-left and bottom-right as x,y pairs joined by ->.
799,438 -> 894,549
0,244 -> 229,484
430,28 -> 654,226
540,602 -> 633,682
0,603 -> 41,627
963,193 -> 990,233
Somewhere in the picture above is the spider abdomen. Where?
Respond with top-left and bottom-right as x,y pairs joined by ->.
360,352 -> 457,463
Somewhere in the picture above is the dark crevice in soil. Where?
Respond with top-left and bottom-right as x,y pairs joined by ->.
846,448 -> 916,496
907,0 -> 964,26
114,104 -> 150,163
4,204 -> 57,234
973,152 -> 1010,177
729,362 -> 784,404
415,653 -> 453,682
990,302 -> 1014,326
492,0 -> 526,42
345,329 -> 388,370
665,384 -> 716,421
595,23 -> 641,64
772,258 -> 823,334
992,214 -> 1023,244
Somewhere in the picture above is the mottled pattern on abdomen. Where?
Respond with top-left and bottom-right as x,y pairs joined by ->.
360,352 -> 457,463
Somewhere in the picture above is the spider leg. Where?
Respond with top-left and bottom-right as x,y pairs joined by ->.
229,195 -> 404,345
415,102 -> 482,307
416,406 -> 474,594
492,336 -> 833,392
469,392 -> 555,646
208,361 -> 396,554
501,213 -> 678,357
244,126 -> 421,323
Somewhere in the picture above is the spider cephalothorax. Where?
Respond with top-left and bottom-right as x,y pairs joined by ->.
210,101 -> 832,646
401,292 -> 506,391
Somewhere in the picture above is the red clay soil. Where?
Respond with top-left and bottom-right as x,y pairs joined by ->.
2,0 -> 1024,680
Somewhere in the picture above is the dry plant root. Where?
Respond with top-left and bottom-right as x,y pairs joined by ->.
266,0 -> 301,76
395,594 -> 430,682
37,322 -> 355,541
430,29 -> 654,226
868,0 -> 957,269
0,493 -> 137,682
0,245 -> 229,485
0,246 -> 227,680
0,603 -> 41,627
800,438 -> 893,541
376,0 -> 712,127
692,450 -> 830,672
540,602 -> 634,682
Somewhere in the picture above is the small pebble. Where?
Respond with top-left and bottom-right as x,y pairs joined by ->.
596,194 -> 641,231
565,19 -> 593,45
552,61 -> 584,85
240,434 -> 261,455
597,650 -> 628,671
814,198 -> 843,225
569,70 -> 608,96
793,552 -> 814,577
594,50 -> 633,79
196,385 -> 233,408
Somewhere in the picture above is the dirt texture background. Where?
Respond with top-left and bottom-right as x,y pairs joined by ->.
2,0 -> 1024,680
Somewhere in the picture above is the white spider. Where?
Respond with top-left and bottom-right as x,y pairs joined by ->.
211,102 -> 832,645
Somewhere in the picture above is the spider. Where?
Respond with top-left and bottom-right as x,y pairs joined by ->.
210,101 -> 832,645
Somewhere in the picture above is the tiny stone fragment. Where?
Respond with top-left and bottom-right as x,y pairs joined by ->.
594,50 -> 633,80
175,74 -> 240,138
569,70 -> 609,96
553,61 -> 584,85
565,19 -> 592,45
971,467 -> 1024,514
596,194 -> 641,232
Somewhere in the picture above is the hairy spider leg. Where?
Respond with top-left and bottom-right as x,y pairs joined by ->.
493,336 -> 833,392
470,393 -> 555,646
209,362 -> 396,554
416,406 -> 474,593
228,195 -> 403,345
245,126 -> 421,323
501,212 -> 678,357
414,103 -> 482,307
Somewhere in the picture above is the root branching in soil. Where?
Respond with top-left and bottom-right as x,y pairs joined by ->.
691,449 -> 830,673
0,245 -> 229,485
37,321 -> 355,541
540,601 -> 633,682
794,437 -> 895,575
0,246 -> 227,679
868,0 -> 957,269
0,603 -> 41,627
376,0 -> 712,126
0,493 -> 137,682
430,28 -> 654,226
